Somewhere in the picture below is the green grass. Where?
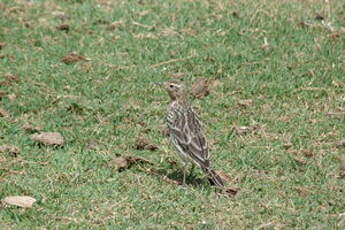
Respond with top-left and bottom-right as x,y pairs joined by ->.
1,0 -> 345,229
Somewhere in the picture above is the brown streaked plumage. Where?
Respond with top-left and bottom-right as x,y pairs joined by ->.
162,80 -> 224,187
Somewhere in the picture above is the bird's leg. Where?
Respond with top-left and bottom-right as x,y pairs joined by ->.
182,164 -> 187,186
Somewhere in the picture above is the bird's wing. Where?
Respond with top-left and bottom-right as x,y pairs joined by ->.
168,106 -> 209,168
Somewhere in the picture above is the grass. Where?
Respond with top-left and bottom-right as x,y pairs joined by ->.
0,0 -> 345,229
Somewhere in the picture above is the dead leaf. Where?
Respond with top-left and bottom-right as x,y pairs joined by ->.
0,54 -> 14,60
232,11 -> 239,18
329,33 -> 341,39
336,107 -> 345,112
339,166 -> 345,178
295,186 -> 310,197
0,42 -> 6,49
86,139 -> 100,151
326,107 -> 345,116
301,149 -> 314,158
108,156 -> 129,171
336,140 -> 345,148
293,157 -> 307,165
108,20 -> 124,30
186,225 -> 194,230
135,136 -> 158,151
0,145 -> 20,157
191,78 -> 210,99
210,79 -> 223,89
315,14 -> 324,21
7,93 -> 16,101
238,99 -> 253,107
224,186 -> 239,196
31,132 -> 64,146
2,196 -> 36,208
161,28 -> 179,37
0,91 -> 6,99
22,124 -> 42,133
4,73 -> 19,82
234,125 -> 250,135
282,143 -> 292,150
0,107 -> 9,117
56,24 -> 69,32
108,156 -> 152,171
62,52 -> 89,64
1,73 -> 19,86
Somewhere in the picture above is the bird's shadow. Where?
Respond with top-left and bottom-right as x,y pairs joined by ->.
152,167 -> 207,187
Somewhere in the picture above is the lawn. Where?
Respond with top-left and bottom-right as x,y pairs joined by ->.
0,0 -> 344,229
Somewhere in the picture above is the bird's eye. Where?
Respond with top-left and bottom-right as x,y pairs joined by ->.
169,84 -> 174,88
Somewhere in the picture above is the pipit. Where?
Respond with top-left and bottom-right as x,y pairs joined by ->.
161,80 -> 224,187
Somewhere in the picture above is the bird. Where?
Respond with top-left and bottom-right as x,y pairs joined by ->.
161,80 -> 224,187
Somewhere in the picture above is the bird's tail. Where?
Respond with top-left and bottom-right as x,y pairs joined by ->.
203,168 -> 224,187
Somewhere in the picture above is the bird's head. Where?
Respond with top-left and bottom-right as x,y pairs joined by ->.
162,80 -> 186,101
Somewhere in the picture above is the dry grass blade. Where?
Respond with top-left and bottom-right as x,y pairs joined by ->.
238,99 -> 253,107
2,196 -> 36,208
62,52 -> 90,64
168,72 -> 186,80
256,222 -> 275,230
134,33 -> 157,40
30,132 -> 64,146
233,124 -> 260,135
108,20 -> 124,30
132,21 -> 154,29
